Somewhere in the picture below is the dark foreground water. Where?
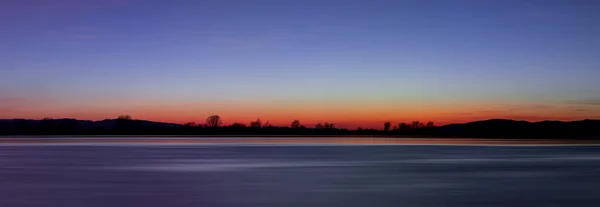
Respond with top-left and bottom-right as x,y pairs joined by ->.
1,143 -> 600,207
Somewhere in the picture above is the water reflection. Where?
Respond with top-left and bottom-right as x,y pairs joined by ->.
1,142 -> 600,207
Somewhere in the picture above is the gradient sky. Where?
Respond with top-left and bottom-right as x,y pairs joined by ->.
1,0 -> 600,128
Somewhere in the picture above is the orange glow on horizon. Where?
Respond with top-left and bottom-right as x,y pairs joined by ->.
2,98 -> 599,129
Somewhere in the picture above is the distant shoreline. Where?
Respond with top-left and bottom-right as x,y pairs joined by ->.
2,118 -> 600,139
1,136 -> 600,145
2,134 -> 599,140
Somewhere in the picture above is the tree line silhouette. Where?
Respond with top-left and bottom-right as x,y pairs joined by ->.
1,115 -> 599,139
182,115 -> 435,133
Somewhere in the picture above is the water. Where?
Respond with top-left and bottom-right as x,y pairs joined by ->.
1,138 -> 600,207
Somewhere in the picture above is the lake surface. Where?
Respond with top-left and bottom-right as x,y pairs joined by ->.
1,137 -> 600,207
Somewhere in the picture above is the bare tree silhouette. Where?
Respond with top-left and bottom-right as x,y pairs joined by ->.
264,121 -> 272,127
250,119 -> 262,128
384,121 -> 391,132
399,123 -> 409,130
315,123 -> 324,129
426,121 -> 435,128
291,120 -> 302,128
411,121 -> 424,129
205,115 -> 222,127
117,115 -> 132,120
115,115 -> 135,133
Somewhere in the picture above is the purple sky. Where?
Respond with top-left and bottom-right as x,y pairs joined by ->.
1,0 -> 600,127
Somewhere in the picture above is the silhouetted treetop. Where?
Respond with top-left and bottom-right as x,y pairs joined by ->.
315,123 -> 324,129
230,122 -> 246,128
117,115 -> 132,120
264,121 -> 272,128
250,119 -> 262,128
411,121 -> 424,129
426,121 -> 435,128
205,115 -> 222,127
291,120 -> 302,129
399,123 -> 409,130
384,121 -> 391,132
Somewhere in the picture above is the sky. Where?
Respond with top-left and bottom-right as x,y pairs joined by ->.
1,0 -> 600,129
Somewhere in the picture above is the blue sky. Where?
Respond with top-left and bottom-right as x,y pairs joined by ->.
1,0 -> 599,127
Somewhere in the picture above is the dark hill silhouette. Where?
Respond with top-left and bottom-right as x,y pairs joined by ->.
0,117 -> 599,139
437,119 -> 600,138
